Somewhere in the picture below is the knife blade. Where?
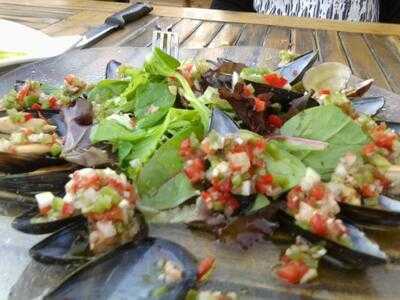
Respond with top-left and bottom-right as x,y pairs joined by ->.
76,2 -> 153,49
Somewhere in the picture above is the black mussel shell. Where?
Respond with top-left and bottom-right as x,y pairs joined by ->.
30,210 -> 148,264
105,60 -> 122,79
339,195 -> 400,227
0,152 -> 65,174
277,210 -> 387,269
44,238 -> 197,300
12,206 -> 85,234
276,51 -> 319,85
0,164 -> 75,196
352,96 -> 385,116
209,108 -> 239,135
0,190 -> 36,207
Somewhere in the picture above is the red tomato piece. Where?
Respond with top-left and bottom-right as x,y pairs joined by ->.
256,174 -> 274,194
24,113 -> 33,122
31,103 -> 42,110
40,206 -> 51,216
180,139 -> 193,158
184,158 -> 205,183
48,96 -> 58,109
263,73 -> 288,89
361,185 -> 377,198
197,256 -> 216,281
319,88 -> 331,96
277,261 -> 309,284
362,143 -> 377,157
375,134 -> 395,151
310,213 -> 328,237
17,84 -> 30,104
62,203 -> 75,218
267,114 -> 284,129
254,97 -> 266,112
213,178 -> 232,193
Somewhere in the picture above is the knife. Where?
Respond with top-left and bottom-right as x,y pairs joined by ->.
75,2 -> 153,49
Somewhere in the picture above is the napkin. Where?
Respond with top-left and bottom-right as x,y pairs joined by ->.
0,19 -> 82,68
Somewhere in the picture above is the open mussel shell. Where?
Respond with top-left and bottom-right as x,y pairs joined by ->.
105,59 -> 122,79
12,206 -> 84,234
352,96 -> 385,116
339,195 -> 400,227
277,209 -> 387,269
30,210 -> 148,264
276,51 -> 319,85
0,152 -> 65,174
44,237 -> 197,300
209,108 -> 239,135
0,164 -> 75,196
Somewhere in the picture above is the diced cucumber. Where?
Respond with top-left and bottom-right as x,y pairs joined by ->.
51,197 -> 64,211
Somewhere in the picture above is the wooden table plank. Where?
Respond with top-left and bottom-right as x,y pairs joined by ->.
170,18 -> 203,45
339,32 -> 391,90
181,21 -> 223,48
364,35 -> 400,94
291,29 -> 318,57
235,24 -> 268,47
207,23 -> 243,48
2,0 -> 400,35
122,17 -> 181,47
263,27 -> 291,50
315,30 -> 347,65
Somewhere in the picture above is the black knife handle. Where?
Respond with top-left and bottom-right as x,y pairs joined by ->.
105,2 -> 153,28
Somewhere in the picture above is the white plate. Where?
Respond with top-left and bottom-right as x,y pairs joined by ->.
0,19 -> 82,68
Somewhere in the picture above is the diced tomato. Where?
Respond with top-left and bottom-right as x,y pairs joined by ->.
263,73 -> 288,89
256,174 -> 274,194
254,139 -> 267,152
39,206 -> 51,216
277,260 -> 309,284
180,139 -> 193,158
72,174 -> 102,193
108,179 -> 126,195
319,88 -> 331,96
31,103 -> 42,110
254,97 -> 266,112
308,184 -> 326,206
201,191 -> 212,204
361,184 -> 377,198
62,203 -> 75,218
89,206 -> 124,222
197,256 -> 216,281
373,170 -> 391,190
24,113 -> 33,122
17,84 -> 30,104
310,213 -> 328,237
362,143 -> 377,157
267,114 -> 284,129
184,158 -> 205,183
287,186 -> 303,213
375,134 -> 395,151
213,178 -> 232,193
220,193 -> 240,210
48,96 -> 58,109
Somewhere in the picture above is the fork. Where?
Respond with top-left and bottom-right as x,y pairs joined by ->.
152,24 -> 179,58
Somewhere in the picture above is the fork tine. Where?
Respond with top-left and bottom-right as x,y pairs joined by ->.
152,26 -> 179,58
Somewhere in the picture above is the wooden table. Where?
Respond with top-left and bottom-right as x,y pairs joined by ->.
1,0 -> 400,93
2,2 -> 400,299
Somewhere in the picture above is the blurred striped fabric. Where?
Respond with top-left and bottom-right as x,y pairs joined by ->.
253,0 -> 379,22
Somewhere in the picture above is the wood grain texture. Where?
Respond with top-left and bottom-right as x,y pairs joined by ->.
315,30 -> 348,64
339,32 -> 391,90
235,24 -> 269,47
263,27 -> 291,50
181,21 -> 223,48
363,35 -> 400,94
207,23 -> 243,48
1,0 -> 400,35
291,29 -> 318,57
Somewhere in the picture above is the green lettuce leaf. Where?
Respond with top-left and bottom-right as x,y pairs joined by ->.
281,105 -> 370,179
88,80 -> 129,103
240,67 -> 272,83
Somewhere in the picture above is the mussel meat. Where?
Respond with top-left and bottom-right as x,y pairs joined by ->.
44,238 -> 197,300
